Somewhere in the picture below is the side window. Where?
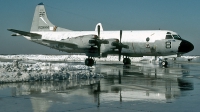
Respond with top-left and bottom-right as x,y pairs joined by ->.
165,35 -> 173,39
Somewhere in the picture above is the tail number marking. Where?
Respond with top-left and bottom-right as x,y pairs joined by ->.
38,26 -> 49,29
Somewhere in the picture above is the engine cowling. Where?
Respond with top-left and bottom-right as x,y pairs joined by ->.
101,39 -> 119,53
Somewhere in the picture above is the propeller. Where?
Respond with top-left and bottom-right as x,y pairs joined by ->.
111,30 -> 129,61
89,25 -> 109,57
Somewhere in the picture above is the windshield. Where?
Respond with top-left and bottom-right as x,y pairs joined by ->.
173,35 -> 181,40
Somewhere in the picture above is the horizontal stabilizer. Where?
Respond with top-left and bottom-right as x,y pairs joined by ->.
7,29 -> 42,39
42,39 -> 78,48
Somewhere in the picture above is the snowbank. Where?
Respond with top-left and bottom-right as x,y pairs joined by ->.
0,60 -> 103,83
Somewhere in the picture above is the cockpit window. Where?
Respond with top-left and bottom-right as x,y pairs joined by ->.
173,35 -> 181,40
165,35 -> 173,39
167,32 -> 171,34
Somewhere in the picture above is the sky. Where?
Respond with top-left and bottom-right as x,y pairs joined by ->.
0,0 -> 199,55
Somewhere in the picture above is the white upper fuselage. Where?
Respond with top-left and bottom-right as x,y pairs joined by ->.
31,30 -> 176,43
27,30 -> 183,57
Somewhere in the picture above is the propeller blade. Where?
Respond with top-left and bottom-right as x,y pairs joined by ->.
98,25 -> 100,37
97,25 -> 101,57
120,30 -> 122,43
122,44 -> 129,49
98,44 -> 100,57
119,48 -> 122,61
118,30 -> 122,61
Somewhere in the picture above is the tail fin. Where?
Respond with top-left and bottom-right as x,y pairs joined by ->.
31,3 -> 70,32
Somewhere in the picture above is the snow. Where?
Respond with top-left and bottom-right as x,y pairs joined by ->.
0,55 -> 199,83
0,59 -> 102,83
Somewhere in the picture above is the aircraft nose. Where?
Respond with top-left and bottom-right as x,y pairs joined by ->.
178,40 -> 194,53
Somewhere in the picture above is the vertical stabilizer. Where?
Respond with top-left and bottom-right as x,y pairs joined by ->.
31,3 -> 70,32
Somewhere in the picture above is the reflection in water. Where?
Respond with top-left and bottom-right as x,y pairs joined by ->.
0,63 -> 194,111
178,79 -> 193,91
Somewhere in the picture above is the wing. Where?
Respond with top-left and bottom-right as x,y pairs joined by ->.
42,39 -> 78,48
7,29 -> 42,39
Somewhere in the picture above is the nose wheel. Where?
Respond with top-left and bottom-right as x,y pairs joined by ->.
85,58 -> 95,66
161,60 -> 168,67
123,57 -> 131,65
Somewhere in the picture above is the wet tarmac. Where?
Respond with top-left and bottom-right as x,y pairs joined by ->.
0,61 -> 200,112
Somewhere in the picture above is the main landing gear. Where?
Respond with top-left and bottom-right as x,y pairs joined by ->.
85,57 -> 95,66
159,58 -> 168,67
123,57 -> 131,65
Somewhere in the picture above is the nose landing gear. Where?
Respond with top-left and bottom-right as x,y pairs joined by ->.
161,60 -> 168,67
123,57 -> 131,65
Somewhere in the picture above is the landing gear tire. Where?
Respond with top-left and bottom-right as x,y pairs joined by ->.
85,58 -> 94,66
161,61 -> 168,67
123,58 -> 131,65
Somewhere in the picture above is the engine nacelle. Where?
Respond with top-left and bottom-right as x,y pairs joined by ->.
101,39 -> 119,53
